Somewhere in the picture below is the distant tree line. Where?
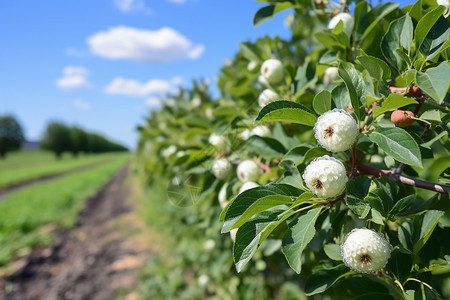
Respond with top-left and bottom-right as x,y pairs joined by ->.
0,115 -> 128,159
41,121 -> 128,158
0,115 -> 25,158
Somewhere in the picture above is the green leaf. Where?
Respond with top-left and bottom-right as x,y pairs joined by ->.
395,49 -> 412,67
271,122 -> 300,150
389,194 -> 417,217
346,176 -> 372,218
295,60 -> 316,95
305,266 -> 354,295
361,2 -> 399,42
277,160 -> 304,189
400,69 -> 417,87
354,1 -> 370,37
381,15 -> 411,71
372,93 -> 418,119
212,104 -> 240,117
409,0 -> 423,21
399,223 -> 413,251
416,61 -> 450,104
246,136 -> 286,159
368,127 -> 422,168
233,205 -> 293,272
357,55 -> 392,82
183,116 -> 211,129
253,2 -> 293,26
338,62 -> 366,120
313,90 -> 332,115
253,5 -> 275,27
231,195 -> 293,231
303,147 -> 330,164
255,100 -> 317,127
332,275 -> 399,299
387,250 -> 413,282
238,42 -> 262,63
400,13 -> 413,55
282,207 -> 322,273
319,51 -> 339,64
220,184 -> 302,232
291,192 -> 316,207
419,16 -> 450,60
282,145 -> 311,164
324,243 -> 342,261
419,109 -> 442,123
412,210 -> 444,255
315,31 -> 349,51
414,6 -> 446,54
368,208 -> 385,225
332,84 -> 350,110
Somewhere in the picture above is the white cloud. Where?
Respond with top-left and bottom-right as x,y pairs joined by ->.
104,76 -> 182,97
187,44 -> 205,59
73,99 -> 91,110
55,66 -> 91,90
63,66 -> 90,76
87,26 -> 205,63
114,0 -> 152,14
146,97 -> 162,107
56,76 -> 90,90
171,76 -> 184,86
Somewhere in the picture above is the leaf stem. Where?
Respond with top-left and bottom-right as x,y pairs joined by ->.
394,280 -> 407,298
403,277 -> 434,293
288,203 -> 324,216
357,161 -> 450,193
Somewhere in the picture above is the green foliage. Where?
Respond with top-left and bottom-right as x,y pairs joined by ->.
40,121 -> 72,157
0,115 -> 25,159
136,0 -> 450,298
41,121 -> 127,158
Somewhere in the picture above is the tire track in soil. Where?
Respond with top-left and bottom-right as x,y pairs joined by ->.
0,164 -> 152,300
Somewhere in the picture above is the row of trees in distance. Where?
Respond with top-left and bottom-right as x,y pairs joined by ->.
41,121 -> 128,158
0,115 -> 128,159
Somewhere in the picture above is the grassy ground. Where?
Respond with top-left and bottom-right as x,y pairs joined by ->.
0,150 -> 124,188
0,153 -> 129,267
0,150 -> 56,169
125,170 -> 183,299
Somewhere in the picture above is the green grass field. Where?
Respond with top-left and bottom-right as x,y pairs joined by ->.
0,150 -> 124,188
0,150 -> 66,169
0,153 -> 129,267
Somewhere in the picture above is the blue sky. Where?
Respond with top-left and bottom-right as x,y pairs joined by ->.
0,0 -> 415,149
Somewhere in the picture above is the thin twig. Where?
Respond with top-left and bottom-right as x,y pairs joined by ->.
257,161 -> 271,172
329,191 -> 346,207
413,98 -> 424,116
357,162 -> 450,193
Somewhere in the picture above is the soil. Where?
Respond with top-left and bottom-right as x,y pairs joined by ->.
0,165 -> 152,300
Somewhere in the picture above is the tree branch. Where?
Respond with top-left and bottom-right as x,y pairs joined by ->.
357,162 -> 450,193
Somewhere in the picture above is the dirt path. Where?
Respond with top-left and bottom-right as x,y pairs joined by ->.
0,165 -> 152,300
0,158 -> 114,199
